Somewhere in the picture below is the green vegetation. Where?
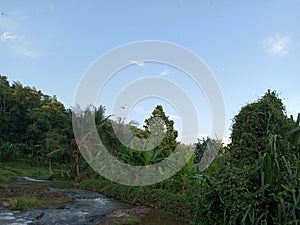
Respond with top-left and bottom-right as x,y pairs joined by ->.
192,91 -> 300,224
0,162 -> 50,182
1,75 -> 299,224
79,178 -> 195,218
11,196 -> 44,210
114,217 -> 141,225
0,75 -> 73,170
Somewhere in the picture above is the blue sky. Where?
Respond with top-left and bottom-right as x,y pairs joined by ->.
1,1 -> 299,143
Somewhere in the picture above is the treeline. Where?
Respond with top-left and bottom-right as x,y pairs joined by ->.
0,75 -> 184,178
80,90 -> 300,224
0,75 -> 72,163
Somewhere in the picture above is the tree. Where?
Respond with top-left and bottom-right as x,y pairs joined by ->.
26,97 -> 69,158
144,105 -> 178,158
46,128 -> 71,176
0,75 -> 11,112
0,75 -> 13,141
0,76 -> 73,163
230,90 -> 292,163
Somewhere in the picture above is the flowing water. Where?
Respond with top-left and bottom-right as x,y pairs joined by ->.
0,177 -> 187,225
0,178 -> 130,225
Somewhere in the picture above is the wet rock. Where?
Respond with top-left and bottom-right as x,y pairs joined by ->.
36,212 -> 45,220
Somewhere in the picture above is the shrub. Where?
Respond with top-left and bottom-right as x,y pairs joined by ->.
192,91 -> 300,225
230,90 -> 292,164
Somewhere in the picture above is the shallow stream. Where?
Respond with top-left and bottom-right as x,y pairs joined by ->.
0,178 -> 130,225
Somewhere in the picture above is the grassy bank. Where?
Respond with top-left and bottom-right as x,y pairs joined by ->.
0,162 -> 50,182
11,196 -> 45,210
0,162 -> 193,222
0,162 -> 73,210
79,177 -> 196,221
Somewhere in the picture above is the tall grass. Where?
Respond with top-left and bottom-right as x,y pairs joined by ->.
11,196 -> 44,210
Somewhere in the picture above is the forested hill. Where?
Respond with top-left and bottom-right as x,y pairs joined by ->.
0,75 -> 72,162
0,74 -> 180,172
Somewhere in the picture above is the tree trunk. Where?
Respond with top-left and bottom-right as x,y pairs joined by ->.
49,158 -> 53,174
76,153 -> 80,176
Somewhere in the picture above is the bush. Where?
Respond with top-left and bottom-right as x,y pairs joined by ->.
192,91 -> 300,225
0,142 -> 26,162
230,90 -> 292,164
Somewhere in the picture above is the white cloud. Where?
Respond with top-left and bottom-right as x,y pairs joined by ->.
263,34 -> 290,56
0,32 -> 17,41
130,60 -> 145,67
0,31 -> 39,58
0,13 -> 39,59
160,69 -> 171,76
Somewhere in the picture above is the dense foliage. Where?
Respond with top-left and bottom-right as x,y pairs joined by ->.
230,90 -> 293,163
1,75 -> 299,224
193,91 -> 300,225
0,75 -> 72,164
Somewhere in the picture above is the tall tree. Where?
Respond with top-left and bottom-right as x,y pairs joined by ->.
0,75 -> 12,141
144,105 -> 178,158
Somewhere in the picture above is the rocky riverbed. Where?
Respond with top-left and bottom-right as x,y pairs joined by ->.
0,178 -> 188,225
0,184 -> 71,209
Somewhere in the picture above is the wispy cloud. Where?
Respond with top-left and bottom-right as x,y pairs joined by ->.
0,31 -> 17,41
130,60 -> 145,67
160,69 -> 171,76
16,47 -> 39,58
263,34 -> 291,56
0,13 -> 40,59
0,33 -> 39,58
7,42 -> 40,59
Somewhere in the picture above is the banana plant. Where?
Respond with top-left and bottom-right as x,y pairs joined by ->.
180,153 -> 196,194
